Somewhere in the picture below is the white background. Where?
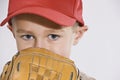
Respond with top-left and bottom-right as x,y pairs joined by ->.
0,0 -> 120,80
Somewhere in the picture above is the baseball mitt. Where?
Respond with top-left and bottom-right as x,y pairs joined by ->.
0,48 -> 80,80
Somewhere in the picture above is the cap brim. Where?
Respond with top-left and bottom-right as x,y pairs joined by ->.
0,6 -> 76,26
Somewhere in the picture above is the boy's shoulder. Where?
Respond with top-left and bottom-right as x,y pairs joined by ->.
80,72 -> 96,80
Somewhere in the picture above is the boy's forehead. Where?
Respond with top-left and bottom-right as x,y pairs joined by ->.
12,14 -> 65,29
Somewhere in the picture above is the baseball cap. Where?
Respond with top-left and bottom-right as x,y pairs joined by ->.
0,0 -> 84,26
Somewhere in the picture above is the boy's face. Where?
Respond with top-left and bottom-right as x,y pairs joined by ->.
8,14 -> 87,58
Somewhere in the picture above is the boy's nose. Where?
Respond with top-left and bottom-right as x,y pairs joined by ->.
34,39 -> 46,49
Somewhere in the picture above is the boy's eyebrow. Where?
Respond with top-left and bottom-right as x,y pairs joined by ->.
46,29 -> 65,33
16,29 -> 33,33
16,29 -> 65,33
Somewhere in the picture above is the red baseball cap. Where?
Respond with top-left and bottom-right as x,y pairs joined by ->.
0,0 -> 84,26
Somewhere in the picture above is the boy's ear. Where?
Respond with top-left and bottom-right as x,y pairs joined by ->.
7,24 -> 15,37
73,25 -> 88,45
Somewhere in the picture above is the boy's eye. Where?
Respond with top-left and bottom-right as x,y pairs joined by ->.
21,35 -> 34,40
48,34 -> 60,41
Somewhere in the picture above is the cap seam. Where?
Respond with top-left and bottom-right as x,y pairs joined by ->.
8,5 -> 46,16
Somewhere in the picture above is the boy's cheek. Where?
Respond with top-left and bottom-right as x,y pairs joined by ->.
16,40 -> 33,51
53,44 -> 71,58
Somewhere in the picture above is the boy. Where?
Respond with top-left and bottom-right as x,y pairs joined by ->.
0,0 -> 95,80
